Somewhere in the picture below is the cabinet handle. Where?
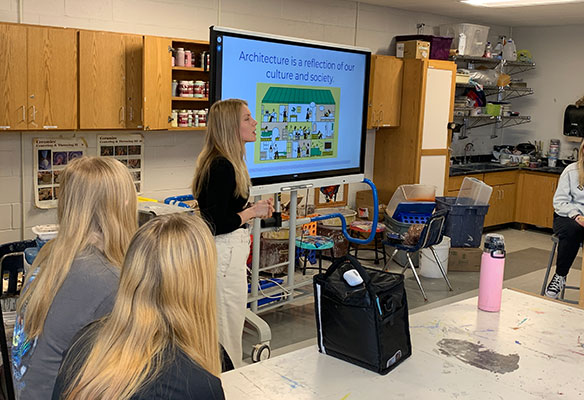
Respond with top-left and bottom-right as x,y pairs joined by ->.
120,106 -> 125,123
20,105 -> 26,122
501,189 -> 504,200
30,106 -> 37,126
129,106 -> 134,122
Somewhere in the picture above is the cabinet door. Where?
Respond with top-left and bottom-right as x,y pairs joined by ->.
421,66 -> 454,150
27,26 -> 77,130
125,34 -> 143,129
515,173 -> 558,228
367,55 -> 403,129
143,36 -> 172,130
484,184 -> 516,227
79,31 -> 126,129
0,24 -> 27,130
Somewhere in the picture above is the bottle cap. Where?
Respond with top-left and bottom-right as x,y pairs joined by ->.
484,233 -> 505,252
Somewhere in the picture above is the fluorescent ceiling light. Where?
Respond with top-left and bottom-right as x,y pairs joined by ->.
462,0 -> 583,7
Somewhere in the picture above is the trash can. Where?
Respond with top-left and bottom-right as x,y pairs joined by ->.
384,214 -> 419,267
435,197 -> 489,248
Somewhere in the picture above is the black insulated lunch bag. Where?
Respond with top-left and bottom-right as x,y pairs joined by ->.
313,255 -> 411,375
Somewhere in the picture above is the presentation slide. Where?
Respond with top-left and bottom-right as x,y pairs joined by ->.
211,28 -> 370,186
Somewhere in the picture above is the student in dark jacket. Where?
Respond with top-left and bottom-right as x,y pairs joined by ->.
192,99 -> 273,367
52,214 -> 225,400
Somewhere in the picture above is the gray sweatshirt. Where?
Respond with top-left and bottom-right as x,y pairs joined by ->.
553,162 -> 584,218
12,250 -> 120,399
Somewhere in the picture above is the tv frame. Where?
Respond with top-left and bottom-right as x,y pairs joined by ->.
209,26 -> 371,195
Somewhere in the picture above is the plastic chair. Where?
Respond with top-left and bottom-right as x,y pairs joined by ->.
383,210 -> 453,301
0,240 -> 37,400
540,234 -> 581,304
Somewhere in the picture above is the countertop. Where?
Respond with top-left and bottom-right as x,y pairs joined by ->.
449,162 -> 566,177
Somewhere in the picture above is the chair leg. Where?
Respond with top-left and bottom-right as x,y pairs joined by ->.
302,250 -> 308,275
318,251 -> 323,275
381,239 -> 387,266
407,252 -> 428,301
430,246 -> 453,291
540,240 -> 558,296
384,248 -> 398,272
373,235 -> 380,265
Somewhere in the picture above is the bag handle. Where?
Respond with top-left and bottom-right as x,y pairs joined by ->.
322,255 -> 377,298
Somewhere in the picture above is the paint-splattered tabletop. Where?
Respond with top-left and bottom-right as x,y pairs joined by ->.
222,289 -> 584,399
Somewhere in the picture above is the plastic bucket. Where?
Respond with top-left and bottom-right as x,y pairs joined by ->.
419,236 -> 450,278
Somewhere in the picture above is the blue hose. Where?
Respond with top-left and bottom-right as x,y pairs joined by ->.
311,178 -> 379,245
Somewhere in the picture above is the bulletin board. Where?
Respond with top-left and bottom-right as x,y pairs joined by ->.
98,134 -> 144,193
33,137 -> 87,209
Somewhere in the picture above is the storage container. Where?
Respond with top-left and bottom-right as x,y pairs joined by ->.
435,197 -> 489,248
386,184 -> 436,219
439,23 -> 490,57
396,40 -> 430,60
395,35 -> 453,60
456,177 -> 492,206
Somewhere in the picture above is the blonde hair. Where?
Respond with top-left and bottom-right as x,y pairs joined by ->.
17,157 -> 137,338
578,140 -> 584,187
192,98 -> 251,199
62,213 -> 220,399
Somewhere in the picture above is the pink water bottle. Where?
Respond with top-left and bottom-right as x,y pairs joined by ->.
478,233 -> 505,312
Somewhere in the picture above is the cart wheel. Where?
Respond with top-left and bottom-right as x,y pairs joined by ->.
251,343 -> 271,363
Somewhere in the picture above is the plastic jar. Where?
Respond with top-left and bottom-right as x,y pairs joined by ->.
171,80 -> 178,97
184,50 -> 192,67
194,80 -> 205,98
198,110 -> 207,127
171,109 -> 178,128
179,80 -> 189,97
187,110 -> 193,127
176,48 -> 185,67
178,110 -> 188,127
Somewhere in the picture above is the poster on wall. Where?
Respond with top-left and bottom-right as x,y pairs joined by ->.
33,137 -> 87,209
98,134 -> 144,194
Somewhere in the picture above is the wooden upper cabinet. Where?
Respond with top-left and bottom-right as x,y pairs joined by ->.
1,24 -> 76,131
80,31 -> 126,129
125,34 -> 144,129
27,26 -> 77,130
367,55 -> 403,129
143,36 -> 172,130
0,24 -> 27,130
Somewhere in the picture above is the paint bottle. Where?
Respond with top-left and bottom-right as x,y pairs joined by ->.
175,48 -> 185,67
478,233 -> 506,312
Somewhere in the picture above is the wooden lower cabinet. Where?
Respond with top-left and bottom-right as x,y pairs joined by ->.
483,171 -> 517,227
515,172 -> 559,229
484,183 -> 516,227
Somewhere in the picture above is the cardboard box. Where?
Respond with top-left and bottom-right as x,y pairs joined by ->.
355,190 -> 385,221
396,40 -> 430,60
448,247 -> 482,271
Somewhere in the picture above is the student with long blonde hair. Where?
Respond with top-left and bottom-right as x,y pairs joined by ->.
547,139 -> 584,298
52,213 -> 224,400
12,157 -> 137,398
192,99 -> 274,367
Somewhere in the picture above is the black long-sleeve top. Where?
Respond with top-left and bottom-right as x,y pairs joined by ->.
197,157 -> 248,236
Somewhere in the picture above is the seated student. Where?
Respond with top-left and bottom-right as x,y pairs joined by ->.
52,213 -> 224,400
547,140 -> 584,298
12,157 -> 137,399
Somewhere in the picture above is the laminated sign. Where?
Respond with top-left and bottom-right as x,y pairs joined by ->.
34,137 -> 87,209
98,134 -> 144,193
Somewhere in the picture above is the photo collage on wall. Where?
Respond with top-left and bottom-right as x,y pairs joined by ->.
33,137 -> 87,209
98,134 -> 144,194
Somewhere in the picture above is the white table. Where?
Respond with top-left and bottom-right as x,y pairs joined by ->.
222,289 -> 584,399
